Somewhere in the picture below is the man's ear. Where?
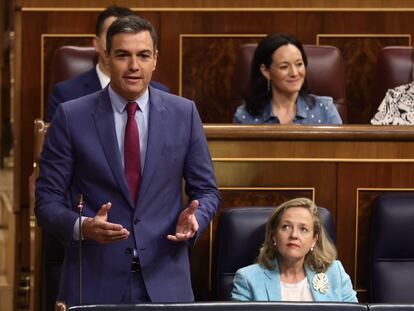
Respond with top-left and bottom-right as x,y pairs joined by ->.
93,36 -> 100,53
153,49 -> 158,71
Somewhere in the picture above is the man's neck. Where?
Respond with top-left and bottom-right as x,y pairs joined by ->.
96,62 -> 111,89
98,61 -> 110,77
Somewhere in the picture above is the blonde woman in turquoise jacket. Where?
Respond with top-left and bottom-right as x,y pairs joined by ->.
231,198 -> 357,302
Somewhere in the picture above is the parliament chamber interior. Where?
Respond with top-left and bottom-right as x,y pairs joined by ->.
2,0 -> 414,310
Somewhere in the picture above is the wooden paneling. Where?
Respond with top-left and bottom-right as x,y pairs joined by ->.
0,170 -> 14,311
336,163 -> 414,302
181,35 -> 263,122
29,120 -> 45,311
26,10 -> 414,125
14,3 -> 414,307
16,0 -> 414,9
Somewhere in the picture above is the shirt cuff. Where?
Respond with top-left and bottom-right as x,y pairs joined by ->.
73,216 -> 88,240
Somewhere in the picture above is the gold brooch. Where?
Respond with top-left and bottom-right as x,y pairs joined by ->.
312,273 -> 329,294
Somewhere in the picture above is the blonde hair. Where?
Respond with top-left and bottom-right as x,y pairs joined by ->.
257,198 -> 337,273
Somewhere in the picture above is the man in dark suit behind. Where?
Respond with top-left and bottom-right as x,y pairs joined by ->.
47,6 -> 169,122
36,15 -> 220,307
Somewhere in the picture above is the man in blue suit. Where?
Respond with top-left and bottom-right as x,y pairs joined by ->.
47,6 -> 169,122
35,15 -> 220,307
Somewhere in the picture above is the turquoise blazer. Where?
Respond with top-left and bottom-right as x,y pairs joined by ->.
231,260 -> 357,302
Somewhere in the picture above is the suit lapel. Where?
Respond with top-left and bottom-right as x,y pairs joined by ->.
137,88 -> 167,205
305,265 -> 327,301
265,260 -> 281,301
92,87 -> 134,207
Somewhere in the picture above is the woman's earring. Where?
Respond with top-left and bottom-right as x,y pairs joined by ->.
267,79 -> 271,92
273,240 -> 277,246
310,247 -> 314,252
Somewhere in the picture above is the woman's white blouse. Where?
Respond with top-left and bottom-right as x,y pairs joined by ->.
281,277 -> 314,301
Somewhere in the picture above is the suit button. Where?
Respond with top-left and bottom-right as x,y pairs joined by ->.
125,247 -> 133,254
134,218 -> 140,225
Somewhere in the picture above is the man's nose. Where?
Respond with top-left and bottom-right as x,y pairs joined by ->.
130,56 -> 139,71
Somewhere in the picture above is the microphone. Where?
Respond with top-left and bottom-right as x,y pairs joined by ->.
77,194 -> 84,305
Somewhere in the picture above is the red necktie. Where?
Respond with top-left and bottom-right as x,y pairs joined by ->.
124,102 -> 141,202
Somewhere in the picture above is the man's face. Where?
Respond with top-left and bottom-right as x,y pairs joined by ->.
93,16 -> 117,71
107,31 -> 157,101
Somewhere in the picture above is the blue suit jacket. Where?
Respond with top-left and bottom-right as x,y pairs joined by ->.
35,86 -> 220,306
231,260 -> 357,302
47,68 -> 170,122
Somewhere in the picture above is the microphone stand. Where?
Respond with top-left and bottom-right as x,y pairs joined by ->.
77,194 -> 84,305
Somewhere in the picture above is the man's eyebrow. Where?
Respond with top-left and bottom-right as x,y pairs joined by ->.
113,48 -> 154,55
138,49 -> 153,54
114,49 -> 129,54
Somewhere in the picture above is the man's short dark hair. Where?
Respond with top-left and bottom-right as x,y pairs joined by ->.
106,15 -> 158,52
95,6 -> 134,37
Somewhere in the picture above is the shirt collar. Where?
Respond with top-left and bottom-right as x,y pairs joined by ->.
108,85 -> 150,115
262,95 -> 308,122
295,95 -> 308,119
262,102 -> 276,122
95,63 -> 110,89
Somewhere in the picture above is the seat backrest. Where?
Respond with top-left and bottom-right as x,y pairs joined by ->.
212,206 -> 335,300
373,46 -> 413,111
230,44 -> 347,122
49,45 -> 98,89
369,192 -> 414,303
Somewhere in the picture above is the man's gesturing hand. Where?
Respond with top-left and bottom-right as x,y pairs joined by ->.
82,202 -> 130,243
167,200 -> 199,242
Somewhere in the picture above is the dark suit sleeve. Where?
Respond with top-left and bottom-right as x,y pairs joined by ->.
35,104 -> 79,245
183,102 -> 220,243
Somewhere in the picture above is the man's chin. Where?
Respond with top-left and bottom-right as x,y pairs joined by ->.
123,88 -> 147,101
